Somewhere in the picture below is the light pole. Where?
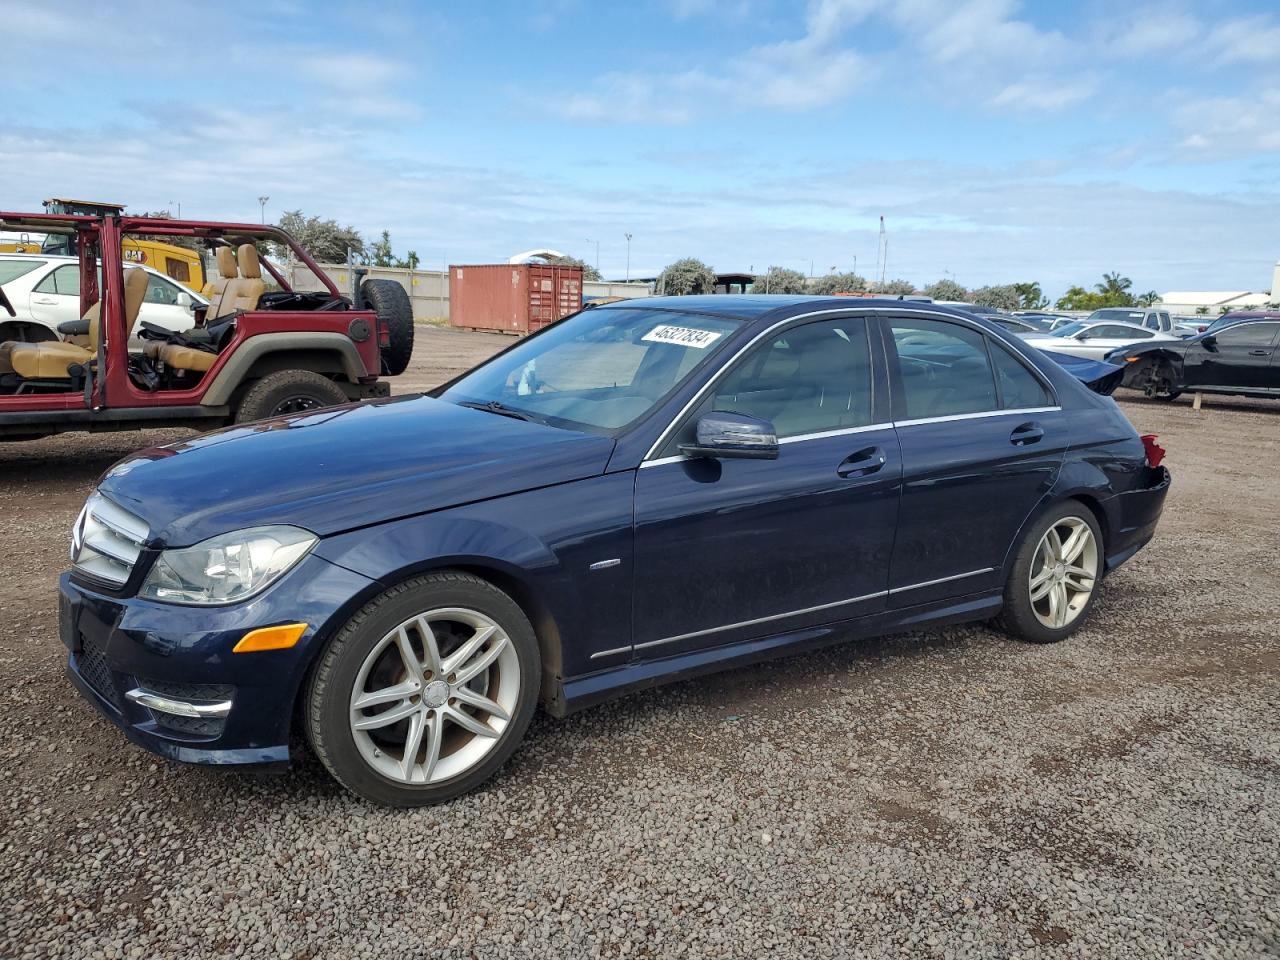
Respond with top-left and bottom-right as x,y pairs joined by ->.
258,196 -> 269,224
624,233 -> 632,282
585,238 -> 599,274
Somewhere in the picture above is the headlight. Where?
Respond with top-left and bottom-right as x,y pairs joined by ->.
139,526 -> 317,605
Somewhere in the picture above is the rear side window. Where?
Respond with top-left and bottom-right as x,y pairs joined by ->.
0,260 -> 44,284
990,343 -> 1051,409
890,318 -> 997,419
33,264 -> 81,297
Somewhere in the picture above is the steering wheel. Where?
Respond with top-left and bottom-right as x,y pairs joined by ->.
0,284 -> 14,317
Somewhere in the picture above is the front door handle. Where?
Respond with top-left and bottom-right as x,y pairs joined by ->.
836,446 -> 886,478
32,297 -> 58,305
1010,421 -> 1045,446
1248,349 -> 1270,357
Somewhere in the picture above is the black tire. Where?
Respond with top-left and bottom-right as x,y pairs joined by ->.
234,369 -> 350,423
361,279 -> 414,377
304,571 -> 541,807
995,500 -> 1105,644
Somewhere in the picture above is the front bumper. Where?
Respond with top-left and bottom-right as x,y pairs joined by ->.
60,553 -> 377,767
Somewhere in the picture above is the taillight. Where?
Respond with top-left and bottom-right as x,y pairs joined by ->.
1141,434 -> 1165,468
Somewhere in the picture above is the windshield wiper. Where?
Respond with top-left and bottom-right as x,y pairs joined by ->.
456,399 -> 547,425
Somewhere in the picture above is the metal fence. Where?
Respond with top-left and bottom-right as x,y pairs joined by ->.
284,263 -> 652,322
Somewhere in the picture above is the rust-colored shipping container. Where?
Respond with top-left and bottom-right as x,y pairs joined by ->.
449,263 -> 583,334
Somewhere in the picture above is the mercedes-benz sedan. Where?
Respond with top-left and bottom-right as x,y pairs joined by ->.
60,297 -> 1170,806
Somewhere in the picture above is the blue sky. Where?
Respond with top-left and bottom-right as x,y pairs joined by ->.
4,0 -> 1278,297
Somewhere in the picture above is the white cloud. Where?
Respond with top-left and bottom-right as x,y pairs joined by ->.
1175,89 -> 1280,155
1206,15 -> 1280,64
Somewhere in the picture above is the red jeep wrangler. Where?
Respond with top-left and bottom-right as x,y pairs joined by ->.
0,211 -> 413,441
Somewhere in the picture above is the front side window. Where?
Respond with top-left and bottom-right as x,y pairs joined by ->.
890,318 -> 997,419
144,274 -> 181,305
705,318 -> 873,439
34,264 -> 81,297
1215,322 -> 1279,347
440,307 -> 741,435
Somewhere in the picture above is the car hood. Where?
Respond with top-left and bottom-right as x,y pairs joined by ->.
97,396 -> 617,546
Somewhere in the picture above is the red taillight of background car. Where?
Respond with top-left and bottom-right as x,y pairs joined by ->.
1141,434 -> 1166,468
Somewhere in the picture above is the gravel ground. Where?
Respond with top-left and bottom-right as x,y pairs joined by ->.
1,326 -> 1277,959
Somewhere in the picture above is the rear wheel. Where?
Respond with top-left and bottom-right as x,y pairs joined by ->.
361,279 -> 414,377
996,501 -> 1103,644
234,369 -> 349,423
305,571 -> 540,806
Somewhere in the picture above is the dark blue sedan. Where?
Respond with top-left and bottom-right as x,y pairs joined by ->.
61,297 -> 1170,805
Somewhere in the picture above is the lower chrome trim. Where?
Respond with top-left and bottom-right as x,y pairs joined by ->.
634,589 -> 888,651
589,644 -> 633,660
588,558 -> 622,570
888,567 -> 994,594
125,687 -> 232,719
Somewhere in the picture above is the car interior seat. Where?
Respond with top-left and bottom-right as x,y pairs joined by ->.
0,267 -> 147,380
200,246 -> 238,303
154,244 -> 266,375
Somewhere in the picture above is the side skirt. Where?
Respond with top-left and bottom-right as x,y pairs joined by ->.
549,590 -> 1002,718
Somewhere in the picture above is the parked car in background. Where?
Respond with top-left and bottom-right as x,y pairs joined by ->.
1083,307 -> 1174,335
0,253 -> 206,347
1016,311 -> 1076,327
1021,321 -> 1181,360
990,316 -> 1049,335
1109,315 -> 1280,400
59,296 -> 1170,806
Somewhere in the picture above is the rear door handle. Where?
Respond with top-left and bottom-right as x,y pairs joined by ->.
836,445 -> 886,478
1248,349 -> 1270,357
1010,421 -> 1045,446
32,297 -> 58,305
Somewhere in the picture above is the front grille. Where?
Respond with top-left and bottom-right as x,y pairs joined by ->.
78,633 -> 121,710
71,493 -> 149,587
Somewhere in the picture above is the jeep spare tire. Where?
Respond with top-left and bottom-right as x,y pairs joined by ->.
361,279 -> 414,376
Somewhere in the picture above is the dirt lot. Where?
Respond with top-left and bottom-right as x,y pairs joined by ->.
1,327 -> 1277,958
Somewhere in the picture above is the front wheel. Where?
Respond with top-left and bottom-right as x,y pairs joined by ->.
304,572 -> 541,806
996,501 -> 1103,644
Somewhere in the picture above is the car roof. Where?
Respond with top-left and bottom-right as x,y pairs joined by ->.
596,295 -> 985,324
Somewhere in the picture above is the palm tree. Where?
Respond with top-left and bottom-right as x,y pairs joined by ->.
1137,290 -> 1160,306
1095,272 -> 1132,297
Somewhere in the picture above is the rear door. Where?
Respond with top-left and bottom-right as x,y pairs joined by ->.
882,314 -> 1068,605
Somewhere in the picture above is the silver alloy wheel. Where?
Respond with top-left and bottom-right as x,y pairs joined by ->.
348,607 -> 519,784
1028,516 -> 1099,629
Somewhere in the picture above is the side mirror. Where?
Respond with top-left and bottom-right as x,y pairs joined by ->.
680,412 -> 779,460
1075,331 -> 1090,341
1200,334 -> 1217,351
176,292 -> 194,309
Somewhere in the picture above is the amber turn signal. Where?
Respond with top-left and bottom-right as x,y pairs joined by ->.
233,622 -> 308,654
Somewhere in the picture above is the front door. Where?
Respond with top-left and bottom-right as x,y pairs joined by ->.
632,315 -> 900,659
882,314 -> 1069,606
1184,321 -> 1280,390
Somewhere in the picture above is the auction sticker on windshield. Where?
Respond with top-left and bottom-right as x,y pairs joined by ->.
641,325 -> 724,349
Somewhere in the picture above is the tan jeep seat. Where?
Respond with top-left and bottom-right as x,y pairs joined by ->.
200,246 -> 238,301
223,244 -> 266,314
0,268 -> 148,379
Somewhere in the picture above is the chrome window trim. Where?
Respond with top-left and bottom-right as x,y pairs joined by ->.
894,406 -> 1060,429
778,422 -> 892,445
641,304 -> 1064,464
641,308 -> 877,462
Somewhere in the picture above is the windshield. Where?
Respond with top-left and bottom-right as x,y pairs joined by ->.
439,307 -> 743,435
1051,322 -> 1087,337
1086,309 -> 1144,323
